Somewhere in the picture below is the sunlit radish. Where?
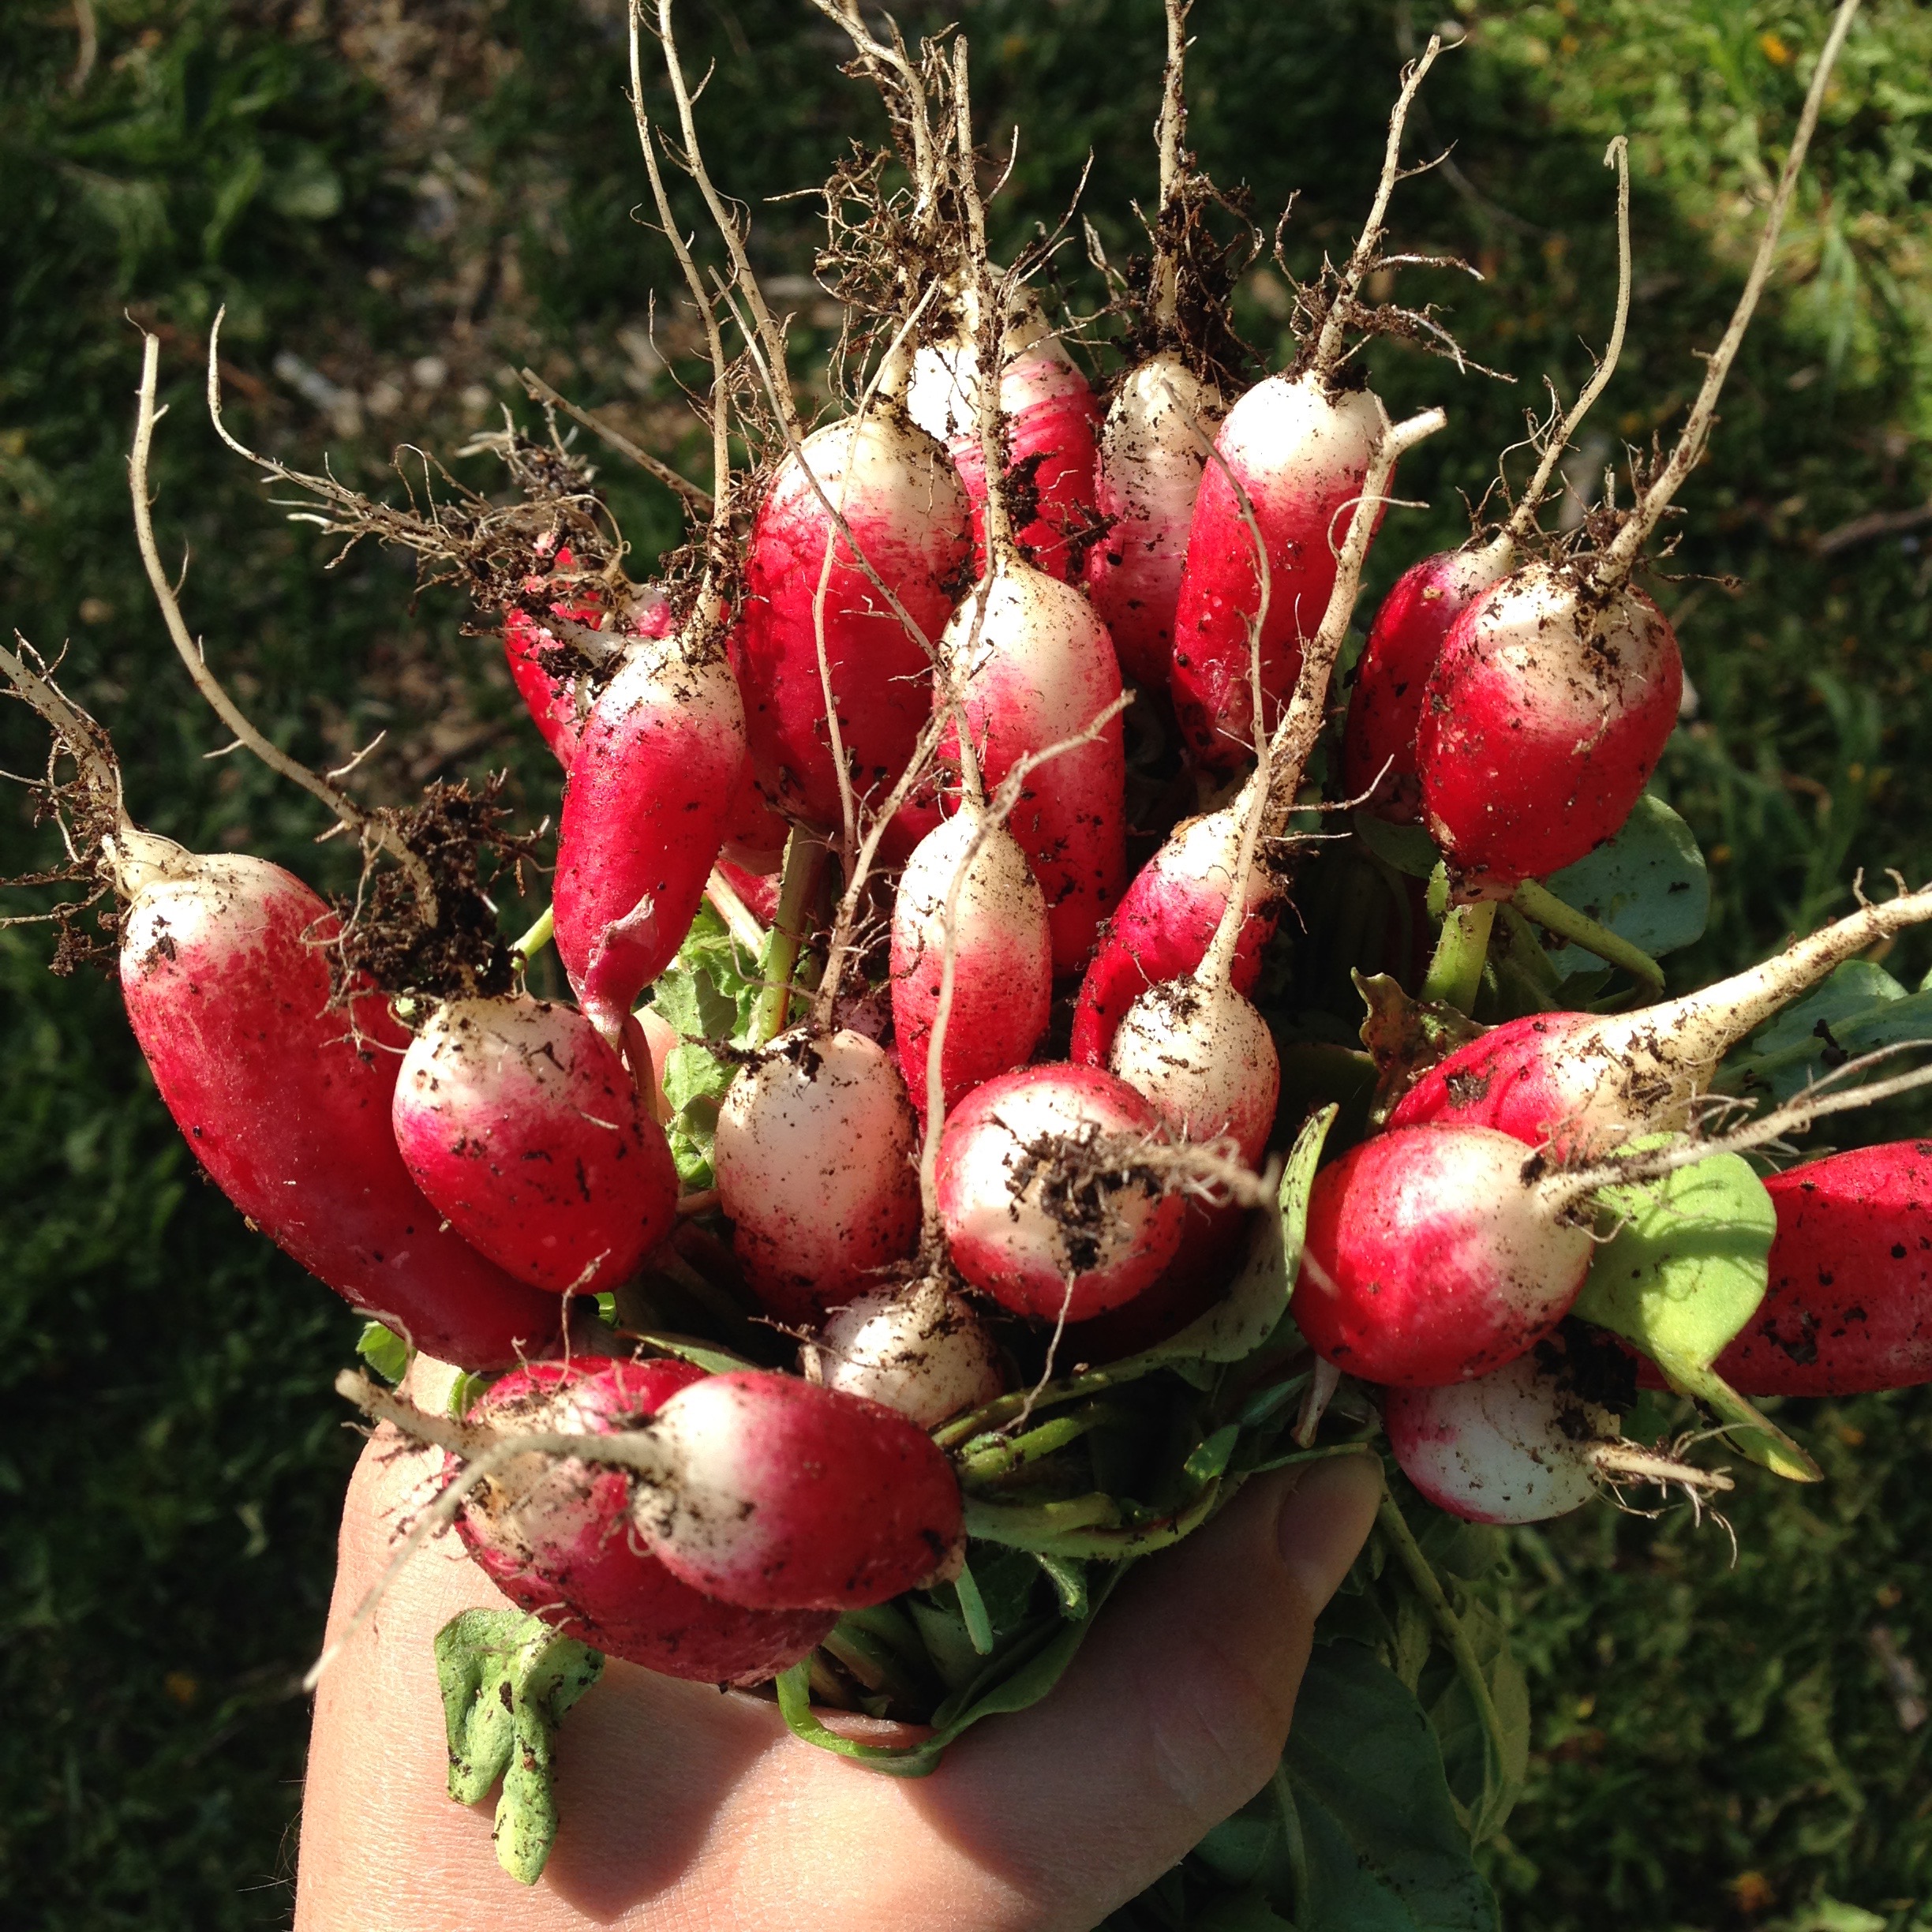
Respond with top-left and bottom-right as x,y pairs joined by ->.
801,1277 -> 1005,1428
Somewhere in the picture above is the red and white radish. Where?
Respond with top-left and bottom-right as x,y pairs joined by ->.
730,395 -> 969,849
392,994 -> 679,1295
935,1063 -> 1187,1321
1295,1121 -> 1593,1386
455,1357 -> 836,1684
889,798 -> 1051,1118
712,1028 -> 922,1322
552,616 -> 748,1041
802,1277 -> 1005,1428
631,1371 -> 964,1610
116,837 -> 561,1368
1389,883 -> 1932,1158
1085,352 -> 1226,690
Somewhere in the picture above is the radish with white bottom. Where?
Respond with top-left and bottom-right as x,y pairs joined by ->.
801,1277 -> 1005,1428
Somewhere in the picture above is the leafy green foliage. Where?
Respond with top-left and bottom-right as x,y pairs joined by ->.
649,904 -> 760,1187
1541,795 -> 1712,979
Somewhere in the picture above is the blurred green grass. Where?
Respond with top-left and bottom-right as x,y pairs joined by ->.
2,3 -> 1930,1926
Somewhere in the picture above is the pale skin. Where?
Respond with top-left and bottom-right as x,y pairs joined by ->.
296,1425 -> 1381,1932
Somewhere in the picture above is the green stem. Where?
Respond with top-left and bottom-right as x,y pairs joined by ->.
960,1492 -> 1121,1548
1511,878 -> 1665,994
1272,1762 -> 1310,1925
510,904 -> 553,969
1421,900 -> 1496,1013
1375,1492 -> 1520,1840
933,1354 -> 1175,1451
957,1407 -> 1110,1485
751,832 -> 828,1046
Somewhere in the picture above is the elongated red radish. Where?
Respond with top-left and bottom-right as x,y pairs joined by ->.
1709,1144 -> 1932,1395
731,401 -> 969,844
116,837 -> 560,1367
552,616 -> 748,1040
802,1277 -> 1005,1428
1416,16 -> 1855,889
631,1371 -> 964,1610
721,766 -> 789,874
713,856 -> 782,927
935,1063 -> 1186,1321
908,286 -> 1101,583
455,1358 -> 836,1684
1390,882 -> 1932,1156
503,557 -> 605,763
939,553 -> 1128,972
1295,1122 -> 1593,1386
890,798 -> 1050,1118
1085,352 -> 1226,689
1343,139 -> 1633,818
393,995 -> 678,1295
713,1028 -> 921,1322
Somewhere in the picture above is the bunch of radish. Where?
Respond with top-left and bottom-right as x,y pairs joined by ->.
11,0 -> 1915,1889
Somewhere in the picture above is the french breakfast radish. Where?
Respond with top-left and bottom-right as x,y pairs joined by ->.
1294,1122 -> 1594,1386
802,1277 -> 1005,1428
935,1063 -> 1187,1321
393,995 -> 679,1295
552,614 -> 749,1040
631,1370 -> 964,1610
889,798 -> 1051,1118
455,1358 -> 837,1683
712,1028 -> 922,1322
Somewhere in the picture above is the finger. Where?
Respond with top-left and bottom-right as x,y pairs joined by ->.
912,1454 -> 1385,1930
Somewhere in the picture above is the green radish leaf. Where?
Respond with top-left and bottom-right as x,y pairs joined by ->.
1423,1595 -> 1531,1838
1277,1641 -> 1501,1932
660,1043 -> 737,1189
952,1560 -> 995,1654
356,1319 -> 410,1383
1538,792 -> 1710,975
1574,1153 -> 1820,1481
1185,1423 -> 1241,1485
1717,959 -> 1932,1103
436,1609 -> 521,1807
1351,811 -> 1442,880
623,1331 -> 762,1376
1032,1552 -> 1088,1619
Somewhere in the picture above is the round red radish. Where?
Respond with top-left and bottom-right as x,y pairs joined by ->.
552,620 -> 748,1039
1295,1122 -> 1593,1387
1170,370 -> 1387,769
1070,798 -> 1276,1065
392,995 -> 678,1295
1342,541 -> 1514,820
631,1371 -> 964,1611
116,842 -> 560,1368
713,1028 -> 921,1322
889,799 -> 1051,1118
731,406 -> 969,846
1108,974 -> 1280,1168
936,1063 -> 1186,1321
940,553 -> 1127,974
455,1357 -> 836,1684
1084,352 -> 1226,689
802,1278 -> 1006,1429
1417,563 -> 1683,892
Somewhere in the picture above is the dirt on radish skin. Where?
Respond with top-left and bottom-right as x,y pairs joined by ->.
455,1358 -> 837,1683
802,1279 -> 1006,1429
1295,1122 -> 1594,1387
632,1371 -> 964,1611
393,995 -> 679,1295
713,1028 -> 922,1323
936,1063 -> 1187,1321
118,844 -> 561,1368
889,800 -> 1051,1118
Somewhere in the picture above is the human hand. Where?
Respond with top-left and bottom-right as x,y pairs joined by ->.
295,1424 -> 1381,1932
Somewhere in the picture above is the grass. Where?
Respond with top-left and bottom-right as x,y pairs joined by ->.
2,3 -> 1930,1926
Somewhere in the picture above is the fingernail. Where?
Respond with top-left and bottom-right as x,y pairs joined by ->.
1276,1455 -> 1383,1610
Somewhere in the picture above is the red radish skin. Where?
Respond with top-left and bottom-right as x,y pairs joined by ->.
552,622 -> 748,1040
721,766 -> 790,876
713,856 -> 783,926
1710,1144 -> 1932,1396
632,1371 -> 964,1611
1385,1346 -> 1616,1525
1389,886 -> 1932,1158
1084,353 -> 1226,689
392,995 -> 679,1295
935,1063 -> 1187,1321
940,553 -> 1128,974
713,1028 -> 922,1323
635,1007 -> 680,1126
908,294 -> 1102,583
802,1279 -> 1005,1429
1342,542 -> 1513,819
889,800 -> 1051,1118
730,407 -> 969,846
1170,371 -> 1387,769
118,844 -> 560,1368
455,1358 -> 836,1684
1295,1123 -> 1593,1387
1417,564 -> 1683,891
1070,799 -> 1276,1065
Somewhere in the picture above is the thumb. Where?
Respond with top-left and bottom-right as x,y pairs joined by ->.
925,1453 -> 1385,1930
